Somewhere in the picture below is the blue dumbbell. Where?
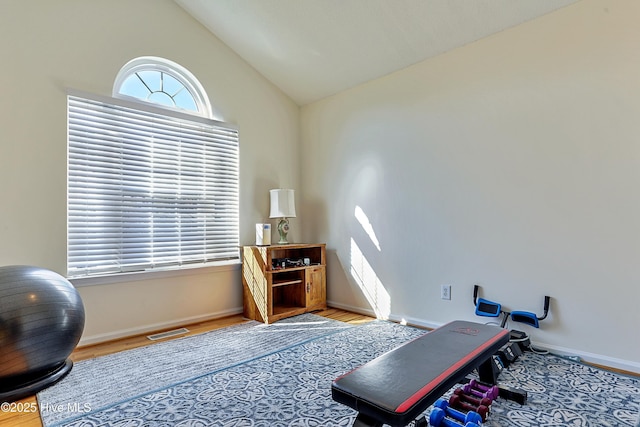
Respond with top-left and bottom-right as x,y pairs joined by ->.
429,407 -> 480,427
434,399 -> 483,425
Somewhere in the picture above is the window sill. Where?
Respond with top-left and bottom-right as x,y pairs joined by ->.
69,260 -> 241,288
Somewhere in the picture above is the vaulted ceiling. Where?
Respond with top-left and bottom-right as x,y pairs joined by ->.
175,0 -> 580,106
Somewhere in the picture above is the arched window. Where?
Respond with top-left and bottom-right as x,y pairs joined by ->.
113,56 -> 213,117
67,58 -> 239,278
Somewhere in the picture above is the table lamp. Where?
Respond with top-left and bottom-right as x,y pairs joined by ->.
270,189 -> 296,244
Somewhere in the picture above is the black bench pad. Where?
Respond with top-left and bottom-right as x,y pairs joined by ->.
331,320 -> 509,426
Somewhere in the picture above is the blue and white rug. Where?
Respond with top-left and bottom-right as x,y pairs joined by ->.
38,314 -> 352,426
40,316 -> 640,427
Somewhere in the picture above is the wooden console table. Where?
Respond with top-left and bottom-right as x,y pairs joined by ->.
241,243 -> 326,323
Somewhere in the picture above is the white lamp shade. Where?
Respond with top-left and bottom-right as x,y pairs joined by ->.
269,189 -> 296,218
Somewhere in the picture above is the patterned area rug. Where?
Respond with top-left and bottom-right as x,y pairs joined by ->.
486,354 -> 640,426
38,314 -> 352,427
486,353 -> 640,427
41,316 -> 640,427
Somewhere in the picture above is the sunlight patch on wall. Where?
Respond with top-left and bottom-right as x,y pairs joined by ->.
350,238 -> 390,319
354,205 -> 381,251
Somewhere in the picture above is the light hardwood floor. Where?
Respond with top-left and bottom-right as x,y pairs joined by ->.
0,308 -> 374,427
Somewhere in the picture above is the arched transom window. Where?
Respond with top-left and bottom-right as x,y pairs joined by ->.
113,56 -> 213,118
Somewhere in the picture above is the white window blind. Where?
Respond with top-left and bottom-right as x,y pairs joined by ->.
67,93 -> 239,277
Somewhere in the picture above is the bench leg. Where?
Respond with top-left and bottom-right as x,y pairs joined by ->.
353,413 -> 383,427
477,355 -> 501,384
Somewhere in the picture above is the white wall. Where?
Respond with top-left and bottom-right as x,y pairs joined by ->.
301,0 -> 640,372
0,0 -> 300,344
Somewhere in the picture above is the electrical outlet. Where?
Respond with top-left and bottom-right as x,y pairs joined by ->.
441,284 -> 451,300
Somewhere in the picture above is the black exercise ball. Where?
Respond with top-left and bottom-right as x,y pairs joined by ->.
0,265 -> 85,402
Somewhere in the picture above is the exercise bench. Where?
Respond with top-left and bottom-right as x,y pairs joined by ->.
331,320 -> 510,427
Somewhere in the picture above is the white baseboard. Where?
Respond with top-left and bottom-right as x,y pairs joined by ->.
327,300 -> 640,375
78,306 -> 244,347
327,301 -> 377,318
327,301 -> 442,329
538,343 -> 640,375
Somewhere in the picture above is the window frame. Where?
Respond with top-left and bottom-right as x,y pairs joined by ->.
66,88 -> 240,280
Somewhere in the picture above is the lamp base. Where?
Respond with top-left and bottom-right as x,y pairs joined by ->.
277,218 -> 290,244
